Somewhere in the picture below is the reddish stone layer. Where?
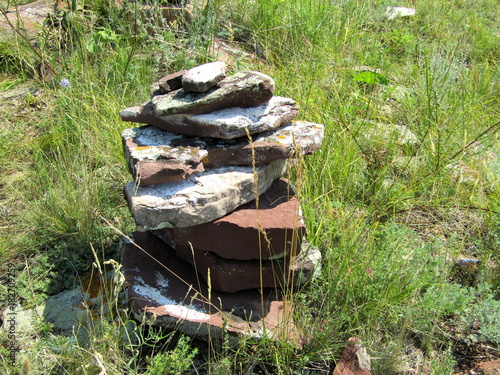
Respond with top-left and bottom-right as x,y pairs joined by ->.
154,178 -> 306,260
122,231 -> 302,343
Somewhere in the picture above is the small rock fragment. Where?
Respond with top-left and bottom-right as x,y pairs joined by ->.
332,337 -> 372,375
182,61 -> 227,93
386,6 -> 416,19
156,70 -> 187,94
476,359 -> 500,375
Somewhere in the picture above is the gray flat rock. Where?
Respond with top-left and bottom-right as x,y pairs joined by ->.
122,126 -> 208,186
120,95 -> 299,139
122,120 -> 323,185
182,61 -> 227,92
151,71 -> 275,116
124,159 -> 289,229
359,121 -> 419,156
386,6 -> 416,19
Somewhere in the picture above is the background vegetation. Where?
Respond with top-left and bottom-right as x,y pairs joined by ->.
0,0 -> 499,373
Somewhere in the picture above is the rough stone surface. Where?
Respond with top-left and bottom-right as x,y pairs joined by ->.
257,120 -> 325,156
122,231 -> 302,343
0,0 -> 54,42
182,61 -> 227,92
154,178 -> 305,260
156,70 -> 186,94
120,96 -> 298,139
151,71 -> 275,116
209,39 -> 256,67
121,120 -> 323,185
122,126 -> 207,186
124,159 -> 289,229
476,359 -> 500,375
172,240 -> 321,293
203,120 -> 324,167
290,243 -> 322,285
332,337 -> 372,375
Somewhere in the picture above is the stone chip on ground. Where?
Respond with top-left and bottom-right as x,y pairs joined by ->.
472,359 -> 500,375
151,71 -> 275,116
386,6 -> 416,19
122,231 -> 302,343
120,96 -> 298,139
182,61 -> 227,93
124,159 -> 289,229
332,337 -> 372,375
153,178 -> 306,260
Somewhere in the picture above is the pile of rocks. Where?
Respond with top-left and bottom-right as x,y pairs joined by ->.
119,61 -> 324,341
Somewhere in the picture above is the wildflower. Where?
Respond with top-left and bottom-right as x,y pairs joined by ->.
59,78 -> 71,88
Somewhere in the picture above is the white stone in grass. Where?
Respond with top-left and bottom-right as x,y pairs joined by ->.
386,6 -> 416,20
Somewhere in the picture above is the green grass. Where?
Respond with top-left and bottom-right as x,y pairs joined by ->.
0,0 -> 499,373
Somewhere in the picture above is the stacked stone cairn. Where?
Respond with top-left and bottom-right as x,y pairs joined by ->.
119,62 -> 324,341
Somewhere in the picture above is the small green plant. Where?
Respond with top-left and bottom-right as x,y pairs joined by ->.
467,293 -> 500,344
146,335 -> 198,375
85,26 -> 119,54
353,70 -> 390,85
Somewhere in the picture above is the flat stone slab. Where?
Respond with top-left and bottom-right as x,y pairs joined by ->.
182,61 -> 227,92
154,178 -> 305,260
359,121 -> 419,155
122,231 -> 302,343
172,240 -> 321,293
156,70 -> 186,94
151,71 -> 275,116
124,159 -> 289,229
120,95 -> 299,139
476,359 -> 500,375
122,120 -> 323,185
122,126 -> 208,186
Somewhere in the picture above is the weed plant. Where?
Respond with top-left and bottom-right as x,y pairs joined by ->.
0,0 -> 499,373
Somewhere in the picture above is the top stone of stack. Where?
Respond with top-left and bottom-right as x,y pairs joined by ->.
151,61 -> 275,116
181,61 -> 227,92
121,62 -> 298,140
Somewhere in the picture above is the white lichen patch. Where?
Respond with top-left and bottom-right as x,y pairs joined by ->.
125,126 -> 208,163
131,147 -> 162,161
155,272 -> 169,288
122,127 -> 142,139
132,278 -> 210,321
260,121 -> 325,154
194,96 -> 296,136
